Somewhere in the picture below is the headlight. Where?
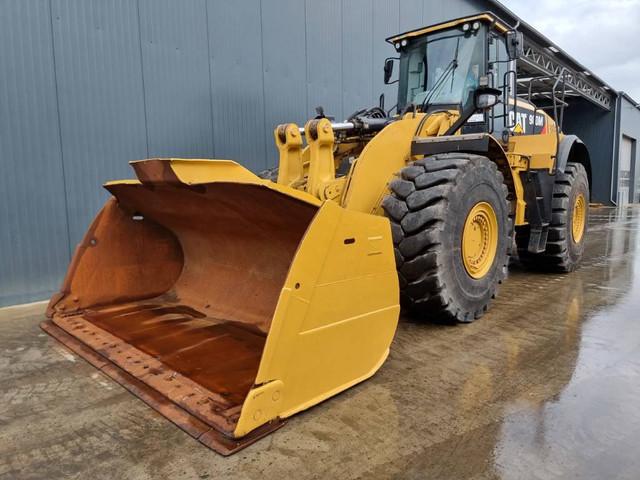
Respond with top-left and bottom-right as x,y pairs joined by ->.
476,93 -> 499,109
462,23 -> 470,32
401,39 -> 408,47
472,21 -> 480,30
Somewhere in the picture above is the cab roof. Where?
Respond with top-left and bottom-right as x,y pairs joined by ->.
386,12 -> 513,45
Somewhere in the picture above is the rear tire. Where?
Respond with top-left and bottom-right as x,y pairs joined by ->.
382,153 -> 512,323
516,162 -> 589,272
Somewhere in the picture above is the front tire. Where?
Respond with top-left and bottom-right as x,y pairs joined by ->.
382,153 -> 512,323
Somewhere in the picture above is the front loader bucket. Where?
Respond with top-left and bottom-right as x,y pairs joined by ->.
43,159 -> 399,455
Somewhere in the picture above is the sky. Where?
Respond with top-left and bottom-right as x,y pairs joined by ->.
502,0 -> 640,101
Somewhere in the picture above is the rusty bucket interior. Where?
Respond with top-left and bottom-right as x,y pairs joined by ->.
45,179 -> 318,453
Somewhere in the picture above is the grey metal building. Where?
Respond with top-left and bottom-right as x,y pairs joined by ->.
1,0 -> 639,307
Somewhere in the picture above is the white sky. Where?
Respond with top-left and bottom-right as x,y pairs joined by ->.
502,0 -> 640,101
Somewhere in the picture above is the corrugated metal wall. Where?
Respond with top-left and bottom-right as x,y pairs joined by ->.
1,0 -> 481,306
618,95 -> 640,203
563,94 -> 640,206
563,98 -> 617,205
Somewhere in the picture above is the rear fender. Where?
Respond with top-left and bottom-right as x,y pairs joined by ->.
556,135 -> 592,192
411,133 -> 516,203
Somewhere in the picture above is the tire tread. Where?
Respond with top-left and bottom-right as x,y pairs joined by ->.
383,153 -> 512,323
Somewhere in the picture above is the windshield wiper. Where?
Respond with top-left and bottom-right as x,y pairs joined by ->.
449,37 -> 461,94
420,37 -> 461,112
420,57 -> 458,111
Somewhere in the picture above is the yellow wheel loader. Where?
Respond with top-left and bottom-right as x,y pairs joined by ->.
43,12 -> 590,454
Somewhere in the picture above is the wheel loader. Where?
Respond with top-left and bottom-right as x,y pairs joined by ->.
43,12 -> 590,454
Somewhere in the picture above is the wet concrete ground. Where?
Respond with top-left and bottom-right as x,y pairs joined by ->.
1,206 -> 639,480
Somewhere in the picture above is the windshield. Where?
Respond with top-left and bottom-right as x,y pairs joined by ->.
397,25 -> 485,110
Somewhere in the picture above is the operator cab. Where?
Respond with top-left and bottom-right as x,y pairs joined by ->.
385,13 -> 533,136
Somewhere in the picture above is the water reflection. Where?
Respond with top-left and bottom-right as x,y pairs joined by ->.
494,206 -> 640,479
359,208 -> 639,479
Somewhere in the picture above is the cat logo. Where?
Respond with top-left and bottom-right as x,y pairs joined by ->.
512,122 -> 524,134
508,110 -> 546,135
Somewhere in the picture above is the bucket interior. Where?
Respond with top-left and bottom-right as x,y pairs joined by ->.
53,182 -> 318,421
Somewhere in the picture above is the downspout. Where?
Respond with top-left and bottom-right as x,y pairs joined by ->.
609,93 -> 621,205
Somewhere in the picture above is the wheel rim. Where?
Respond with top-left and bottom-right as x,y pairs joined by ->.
572,193 -> 586,243
462,202 -> 499,279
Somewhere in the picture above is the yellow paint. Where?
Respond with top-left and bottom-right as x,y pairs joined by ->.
505,109 -> 560,225
267,107 -> 557,230
507,112 -> 558,171
157,158 -> 260,183
322,177 -> 346,201
104,179 -> 140,186
572,193 -> 586,243
234,380 -> 284,436
274,123 -> 304,186
462,202 -> 499,279
505,154 -> 529,225
305,118 -> 337,198
234,200 -> 399,436
342,111 -> 458,213
107,158 -> 398,439
387,13 -> 509,44
113,158 -> 322,207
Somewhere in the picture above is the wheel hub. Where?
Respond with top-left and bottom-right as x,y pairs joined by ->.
572,193 -> 586,243
462,202 -> 499,279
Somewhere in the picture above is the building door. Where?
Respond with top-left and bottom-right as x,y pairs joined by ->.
618,136 -> 634,205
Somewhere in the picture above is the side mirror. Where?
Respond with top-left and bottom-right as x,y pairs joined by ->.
475,87 -> 502,110
506,30 -> 524,60
384,58 -> 395,84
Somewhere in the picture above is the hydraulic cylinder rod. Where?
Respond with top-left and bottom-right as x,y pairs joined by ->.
298,122 -> 355,135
